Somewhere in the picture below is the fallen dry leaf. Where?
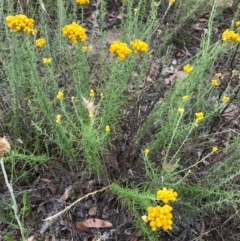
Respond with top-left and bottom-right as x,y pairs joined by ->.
88,206 -> 97,216
26,236 -> 35,241
75,221 -> 91,232
81,218 -> 113,228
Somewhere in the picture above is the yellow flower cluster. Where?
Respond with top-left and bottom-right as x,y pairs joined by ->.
222,29 -> 240,43
56,115 -> 61,123
130,39 -> 148,53
222,96 -> 230,102
42,58 -> 51,64
6,14 -> 37,34
56,91 -> 64,99
109,41 -> 132,60
35,38 -> 46,47
178,108 -> 184,114
89,89 -> 95,97
182,95 -> 189,101
195,112 -> 204,124
76,0 -> 90,5
157,187 -> 178,204
211,79 -> 219,86
236,21 -> 240,28
105,125 -> 110,132
144,204 -> 173,231
183,64 -> 193,73
142,188 -> 178,231
62,22 -> 87,44
109,39 -> 149,60
169,0 -> 176,3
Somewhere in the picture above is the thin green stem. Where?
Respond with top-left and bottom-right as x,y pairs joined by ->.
0,157 -> 25,241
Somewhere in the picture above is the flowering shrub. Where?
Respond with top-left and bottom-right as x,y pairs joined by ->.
62,22 -> 87,44
109,41 -> 132,60
142,188 -> 178,231
130,39 -> 148,53
5,14 -> 37,34
35,38 -> 46,47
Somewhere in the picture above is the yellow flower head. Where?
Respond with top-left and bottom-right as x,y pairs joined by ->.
236,21 -> 240,28
222,96 -> 230,102
100,92 -> 104,98
62,22 -> 87,44
35,38 -> 46,47
76,0 -> 90,4
156,187 -> 178,203
183,64 -> 193,73
169,0 -> 175,3
211,79 -> 219,86
105,125 -> 110,133
178,108 -> 184,114
56,115 -> 61,123
82,46 -> 88,52
56,91 -> 64,100
144,148 -> 150,154
215,72 -> 222,77
43,58 -> 51,64
89,89 -> 95,97
109,41 -> 132,60
195,112 -> 204,124
222,29 -> 240,43
182,95 -> 189,101
5,14 -> 37,34
130,39 -> 149,53
212,146 -> 218,152
134,8 -> 138,13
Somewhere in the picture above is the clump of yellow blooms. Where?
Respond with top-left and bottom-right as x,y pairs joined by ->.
144,148 -> 150,154
236,21 -> 240,28
211,79 -> 219,86
169,0 -> 176,3
222,29 -> 240,43
178,108 -> 184,114
157,187 -> 178,204
222,96 -> 230,103
62,22 -> 87,44
195,112 -> 204,124
182,95 -> 189,101
183,64 -> 193,73
109,41 -> 132,60
56,115 -> 61,123
89,89 -> 95,97
130,39 -> 148,53
56,91 -> 64,100
105,125 -> 110,132
35,38 -> 46,47
76,0 -> 89,5
142,188 -> 178,231
42,58 -> 51,64
212,146 -> 218,152
6,14 -> 37,34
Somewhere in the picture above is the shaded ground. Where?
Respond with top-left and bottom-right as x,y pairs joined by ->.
1,1 -> 240,240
